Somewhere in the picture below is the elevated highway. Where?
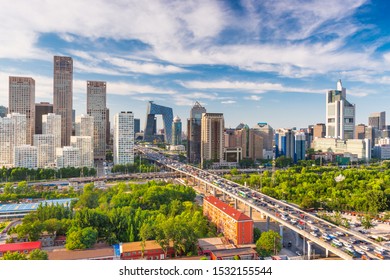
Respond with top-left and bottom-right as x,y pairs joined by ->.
137,146 -> 389,260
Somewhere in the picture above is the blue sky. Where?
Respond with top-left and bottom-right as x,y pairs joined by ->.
1,0 -> 390,131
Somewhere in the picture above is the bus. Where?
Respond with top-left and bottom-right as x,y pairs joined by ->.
238,190 -> 247,198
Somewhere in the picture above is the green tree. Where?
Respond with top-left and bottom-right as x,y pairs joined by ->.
255,230 -> 281,257
2,251 -> 28,260
253,228 -> 261,242
28,249 -> 48,260
66,227 -> 98,250
360,214 -> 375,230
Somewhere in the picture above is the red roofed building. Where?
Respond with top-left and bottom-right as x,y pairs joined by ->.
203,196 -> 253,245
0,241 -> 42,257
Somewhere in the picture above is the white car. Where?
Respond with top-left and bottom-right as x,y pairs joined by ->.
359,245 -> 369,251
310,231 -> 319,237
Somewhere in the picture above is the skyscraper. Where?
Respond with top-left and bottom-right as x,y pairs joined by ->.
8,76 -> 35,144
42,113 -> 62,148
0,116 -> 14,167
201,113 -> 225,167
75,114 -> 94,138
295,132 -> 306,162
114,112 -> 134,165
144,101 -> 173,143
187,101 -> 206,164
35,102 -> 53,134
53,56 -> 73,147
252,122 -> 274,152
71,136 -> 93,168
172,116 -> 182,145
87,81 -> 107,160
326,80 -> 355,140
369,112 -> 386,131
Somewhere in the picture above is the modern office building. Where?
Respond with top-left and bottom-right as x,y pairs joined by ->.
144,101 -> 173,143
42,113 -> 62,148
295,132 -> 306,162
369,112 -> 386,131
70,136 -> 93,168
53,56 -> 73,147
313,123 -> 326,139
56,146 -> 80,168
355,124 -> 366,139
0,106 -> 7,118
87,81 -> 107,160
113,112 -> 134,165
252,122 -> 274,152
201,113 -> 225,167
35,102 -> 53,135
275,128 -> 295,160
14,145 -> 37,169
34,134 -> 56,168
105,108 -> 110,146
187,101 -> 207,164
134,118 -> 140,134
8,76 -> 35,144
312,138 -> 371,161
326,80 -> 355,140
203,196 -> 253,245
172,116 -> 182,145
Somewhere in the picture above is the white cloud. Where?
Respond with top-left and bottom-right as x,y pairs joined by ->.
245,95 -> 262,101
221,100 -> 236,104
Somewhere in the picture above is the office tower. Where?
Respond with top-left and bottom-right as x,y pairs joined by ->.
201,113 -> 225,167
369,112 -> 386,131
87,81 -> 107,160
11,113 -> 27,149
326,80 -> 355,140
187,101 -> 207,164
134,118 -> 140,134
313,123 -> 326,139
14,145 -> 37,169
248,129 -> 263,160
365,126 -> 377,148
275,128 -> 295,159
35,102 -> 53,134
172,116 -> 182,145
71,136 -> 93,167
42,113 -> 62,148
355,124 -> 366,139
0,116 -> 13,167
9,76 -> 35,144
295,132 -> 306,162
253,123 -> 274,151
113,112 -> 134,165
144,101 -> 173,143
56,146 -> 80,168
34,134 -> 56,168
0,106 -> 8,118
53,56 -> 73,147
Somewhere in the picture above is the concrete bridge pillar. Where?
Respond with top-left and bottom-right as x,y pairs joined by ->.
249,206 -> 253,219
307,241 -> 312,260
223,192 -> 226,201
294,231 -> 300,247
234,198 -> 238,209
325,249 -> 329,258
212,187 -> 216,197
279,225 -> 284,246
266,216 -> 270,231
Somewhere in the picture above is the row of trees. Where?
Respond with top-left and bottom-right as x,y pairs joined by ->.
1,249 -> 48,260
0,166 -> 96,182
231,166 -> 390,214
111,157 -> 160,174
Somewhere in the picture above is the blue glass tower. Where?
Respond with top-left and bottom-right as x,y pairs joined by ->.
144,101 -> 173,143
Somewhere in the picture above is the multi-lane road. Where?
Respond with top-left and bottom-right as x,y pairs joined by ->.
137,146 -> 389,260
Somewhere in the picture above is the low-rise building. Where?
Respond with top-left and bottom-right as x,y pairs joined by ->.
210,247 -> 258,260
120,240 -> 174,260
203,196 -> 254,245
48,246 -> 115,260
0,241 -> 42,257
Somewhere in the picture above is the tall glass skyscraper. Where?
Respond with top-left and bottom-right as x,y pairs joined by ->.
187,101 -> 206,164
53,56 -> 73,147
172,116 -> 182,145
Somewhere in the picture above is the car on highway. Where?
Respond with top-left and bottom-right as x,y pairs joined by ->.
310,231 -> 319,237
359,245 -> 370,251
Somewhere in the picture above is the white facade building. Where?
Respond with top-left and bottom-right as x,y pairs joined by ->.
14,145 -> 37,168
113,111 -> 134,165
326,80 -> 355,140
34,134 -> 56,168
56,146 -> 80,168
312,138 -> 371,161
70,136 -> 93,167
42,113 -> 62,148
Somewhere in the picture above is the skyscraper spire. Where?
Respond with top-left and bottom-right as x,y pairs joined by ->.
336,79 -> 343,91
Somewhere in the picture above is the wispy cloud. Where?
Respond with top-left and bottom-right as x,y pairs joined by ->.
221,100 -> 236,104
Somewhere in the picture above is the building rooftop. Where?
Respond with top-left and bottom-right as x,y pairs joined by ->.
0,241 -> 42,253
198,237 -> 235,252
121,240 -> 173,252
211,247 -> 257,258
48,246 -> 114,260
204,196 -> 252,221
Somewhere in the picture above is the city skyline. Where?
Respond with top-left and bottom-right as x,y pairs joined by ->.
1,1 -> 390,130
